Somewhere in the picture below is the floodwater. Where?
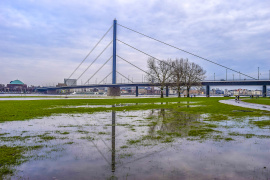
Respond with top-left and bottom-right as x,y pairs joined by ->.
1,109 -> 270,180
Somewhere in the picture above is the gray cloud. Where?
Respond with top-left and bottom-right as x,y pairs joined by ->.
0,0 -> 269,85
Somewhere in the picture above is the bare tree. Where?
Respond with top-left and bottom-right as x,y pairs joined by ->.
171,58 -> 186,97
147,57 -> 173,98
183,59 -> 206,97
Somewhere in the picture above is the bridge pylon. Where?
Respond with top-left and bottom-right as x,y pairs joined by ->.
108,19 -> 120,96
112,19 -> 117,84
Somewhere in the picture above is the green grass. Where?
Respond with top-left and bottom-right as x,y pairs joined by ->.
0,135 -> 32,142
55,131 -> 70,135
188,128 -> 216,136
242,98 -> 270,106
120,145 -> 129,149
119,153 -> 133,159
80,136 -> 95,141
0,145 -> 43,179
0,146 -> 24,177
77,130 -> 89,134
1,97 -> 267,123
38,134 -> 56,141
0,96 -> 269,178
251,120 -> 270,128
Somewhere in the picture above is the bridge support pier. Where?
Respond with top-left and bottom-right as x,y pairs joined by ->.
47,89 -> 57,94
136,86 -> 138,97
107,87 -> 120,96
166,86 -> 169,97
206,85 -> 210,97
263,85 -> 267,97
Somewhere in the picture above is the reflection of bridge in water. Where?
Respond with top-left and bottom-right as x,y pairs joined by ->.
37,19 -> 270,97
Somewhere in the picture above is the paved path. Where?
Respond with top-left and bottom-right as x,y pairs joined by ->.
219,99 -> 270,111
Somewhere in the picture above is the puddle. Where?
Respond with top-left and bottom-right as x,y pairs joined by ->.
53,101 -> 200,109
0,109 -> 270,179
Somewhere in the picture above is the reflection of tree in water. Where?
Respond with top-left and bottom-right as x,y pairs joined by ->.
147,109 -> 202,137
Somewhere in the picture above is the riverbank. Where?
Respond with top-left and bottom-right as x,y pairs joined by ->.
1,97 -> 270,179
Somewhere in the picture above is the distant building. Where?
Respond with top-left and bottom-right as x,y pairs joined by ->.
64,79 -> 77,86
7,80 -> 27,91
0,84 -> 5,92
56,83 -> 67,87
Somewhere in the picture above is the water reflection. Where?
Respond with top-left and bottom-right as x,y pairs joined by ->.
147,108 -> 201,137
0,109 -> 270,179
111,108 -> 115,173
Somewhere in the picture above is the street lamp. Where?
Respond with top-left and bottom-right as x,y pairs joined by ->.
258,67 -> 259,80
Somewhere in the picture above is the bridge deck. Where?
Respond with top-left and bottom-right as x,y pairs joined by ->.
37,80 -> 270,90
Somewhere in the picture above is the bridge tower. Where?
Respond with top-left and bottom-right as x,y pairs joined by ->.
112,19 -> 117,84
107,19 -> 120,96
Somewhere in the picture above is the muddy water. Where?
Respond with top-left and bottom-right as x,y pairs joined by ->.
0,109 -> 270,180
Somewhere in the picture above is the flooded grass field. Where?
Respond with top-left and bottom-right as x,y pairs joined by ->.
0,97 -> 270,179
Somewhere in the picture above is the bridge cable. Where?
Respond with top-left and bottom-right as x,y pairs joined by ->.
67,25 -> 113,79
84,56 -> 113,85
99,72 -> 112,84
117,54 -> 158,82
75,40 -> 112,84
117,40 -> 174,71
116,71 -> 134,83
117,55 -> 150,76
117,24 -> 256,80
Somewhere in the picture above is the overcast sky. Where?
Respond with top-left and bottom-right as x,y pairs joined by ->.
0,0 -> 269,86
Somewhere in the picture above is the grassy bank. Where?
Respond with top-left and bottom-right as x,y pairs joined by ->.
1,96 -> 269,179
242,97 -> 270,105
0,97 -> 268,123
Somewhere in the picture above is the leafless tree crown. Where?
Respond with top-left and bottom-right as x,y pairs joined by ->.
147,57 -> 206,98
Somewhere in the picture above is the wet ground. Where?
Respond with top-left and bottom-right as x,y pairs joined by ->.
1,109 -> 270,180
220,99 -> 270,111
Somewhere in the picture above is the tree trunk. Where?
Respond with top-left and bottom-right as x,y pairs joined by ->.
177,86 -> 181,98
187,87 -> 190,97
160,87 -> 164,98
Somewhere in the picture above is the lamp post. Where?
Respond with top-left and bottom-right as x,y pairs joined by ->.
258,67 -> 259,80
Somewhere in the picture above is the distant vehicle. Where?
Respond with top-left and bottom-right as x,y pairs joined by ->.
220,79 -> 225,81
224,94 -> 231,97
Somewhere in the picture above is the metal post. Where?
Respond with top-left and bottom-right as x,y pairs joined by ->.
226,69 -> 227,81
214,73 -> 215,81
166,86 -> 169,97
233,74 -> 234,81
206,85 -> 210,97
136,86 -> 138,97
263,85 -> 266,97
258,67 -> 259,80
112,19 -> 117,84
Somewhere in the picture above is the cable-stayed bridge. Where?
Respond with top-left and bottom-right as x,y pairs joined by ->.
37,19 -> 270,97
